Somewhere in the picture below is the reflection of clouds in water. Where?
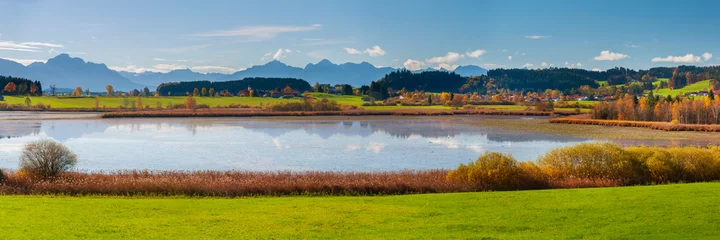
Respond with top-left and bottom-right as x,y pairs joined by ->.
367,142 -> 385,153
427,137 -> 461,149
272,137 -> 290,149
345,144 -> 361,151
466,144 -> 485,153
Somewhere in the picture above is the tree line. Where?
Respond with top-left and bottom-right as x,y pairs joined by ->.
156,77 -> 312,96
1,75 -> 43,96
592,91 -> 720,124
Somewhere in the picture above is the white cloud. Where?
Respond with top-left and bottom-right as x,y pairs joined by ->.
541,62 -> 549,67
522,63 -> 534,68
594,50 -> 629,61
577,63 -> 582,67
625,44 -> 639,48
0,47 -> 40,52
152,58 -> 166,61
344,47 -> 362,55
525,35 -> 550,39
702,52 -> 712,61
272,48 -> 292,60
592,68 -> 602,72
364,45 -> 386,57
21,42 -> 64,48
0,41 -> 41,52
403,59 -> 426,71
437,63 -> 458,70
651,54 -> 703,63
192,24 -> 322,40
110,64 -> 187,73
191,66 -> 237,74
427,52 -> 463,64
0,57 -> 46,66
466,49 -> 487,58
508,56 -> 513,61
344,46 -> 386,57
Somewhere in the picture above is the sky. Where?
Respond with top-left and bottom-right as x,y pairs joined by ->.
1,0 -> 720,74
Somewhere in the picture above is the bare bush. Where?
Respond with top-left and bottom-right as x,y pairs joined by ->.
19,140 -> 78,179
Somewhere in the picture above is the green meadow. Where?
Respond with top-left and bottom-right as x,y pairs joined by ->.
1,93 -> 593,112
655,79 -> 712,96
0,183 -> 718,239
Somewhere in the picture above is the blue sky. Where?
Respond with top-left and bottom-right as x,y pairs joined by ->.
1,0 -> 719,73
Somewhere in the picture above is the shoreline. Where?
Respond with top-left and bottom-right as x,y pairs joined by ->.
98,109 -> 576,118
550,115 -> 720,132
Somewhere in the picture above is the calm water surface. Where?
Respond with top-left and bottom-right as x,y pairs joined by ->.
0,115 -> 640,171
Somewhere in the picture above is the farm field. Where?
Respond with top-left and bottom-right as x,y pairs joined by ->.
0,182 -> 718,239
1,93 -> 595,112
655,79 -> 712,96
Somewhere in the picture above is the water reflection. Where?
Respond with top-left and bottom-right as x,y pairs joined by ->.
0,116 -> 688,171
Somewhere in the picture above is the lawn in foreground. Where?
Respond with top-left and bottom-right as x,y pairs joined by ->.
0,183 -> 718,239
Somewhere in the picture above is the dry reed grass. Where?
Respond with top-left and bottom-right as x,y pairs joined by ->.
550,116 -> 720,132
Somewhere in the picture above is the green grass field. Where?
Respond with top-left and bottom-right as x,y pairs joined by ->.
655,79 -> 712,96
0,183 -> 717,239
1,93 -> 593,112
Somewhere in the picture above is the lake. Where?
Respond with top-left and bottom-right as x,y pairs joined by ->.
0,114 -> 712,171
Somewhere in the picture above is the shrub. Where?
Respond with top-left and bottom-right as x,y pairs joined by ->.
0,169 -> 4,184
447,152 -> 537,190
536,142 -> 648,184
19,139 -> 78,179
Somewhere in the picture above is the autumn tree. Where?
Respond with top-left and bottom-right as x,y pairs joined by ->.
209,88 -> 215,97
185,95 -> 197,112
193,88 -> 200,96
201,87 -> 208,96
71,87 -> 83,97
94,96 -> 100,109
3,82 -> 17,94
136,96 -> 143,110
105,85 -> 115,97
30,84 -> 39,96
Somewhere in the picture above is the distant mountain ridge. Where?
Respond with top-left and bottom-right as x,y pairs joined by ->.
0,54 -> 144,91
120,59 -> 488,87
0,54 -> 488,90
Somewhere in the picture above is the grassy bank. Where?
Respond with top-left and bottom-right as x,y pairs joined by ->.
1,183 -> 718,239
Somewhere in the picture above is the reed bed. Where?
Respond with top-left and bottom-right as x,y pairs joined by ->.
551,116 -> 720,132
0,170 -> 470,196
2,143 -> 718,197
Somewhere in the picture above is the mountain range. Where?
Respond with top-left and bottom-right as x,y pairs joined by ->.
1,54 -> 488,91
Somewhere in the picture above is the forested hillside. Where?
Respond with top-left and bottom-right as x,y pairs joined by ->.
156,77 -> 311,96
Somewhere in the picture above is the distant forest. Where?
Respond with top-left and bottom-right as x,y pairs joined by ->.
1,75 -> 43,96
366,66 -> 720,98
156,77 -> 312,96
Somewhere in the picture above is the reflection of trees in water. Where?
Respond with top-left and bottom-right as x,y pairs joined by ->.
0,121 -> 42,139
6,117 -> 710,147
